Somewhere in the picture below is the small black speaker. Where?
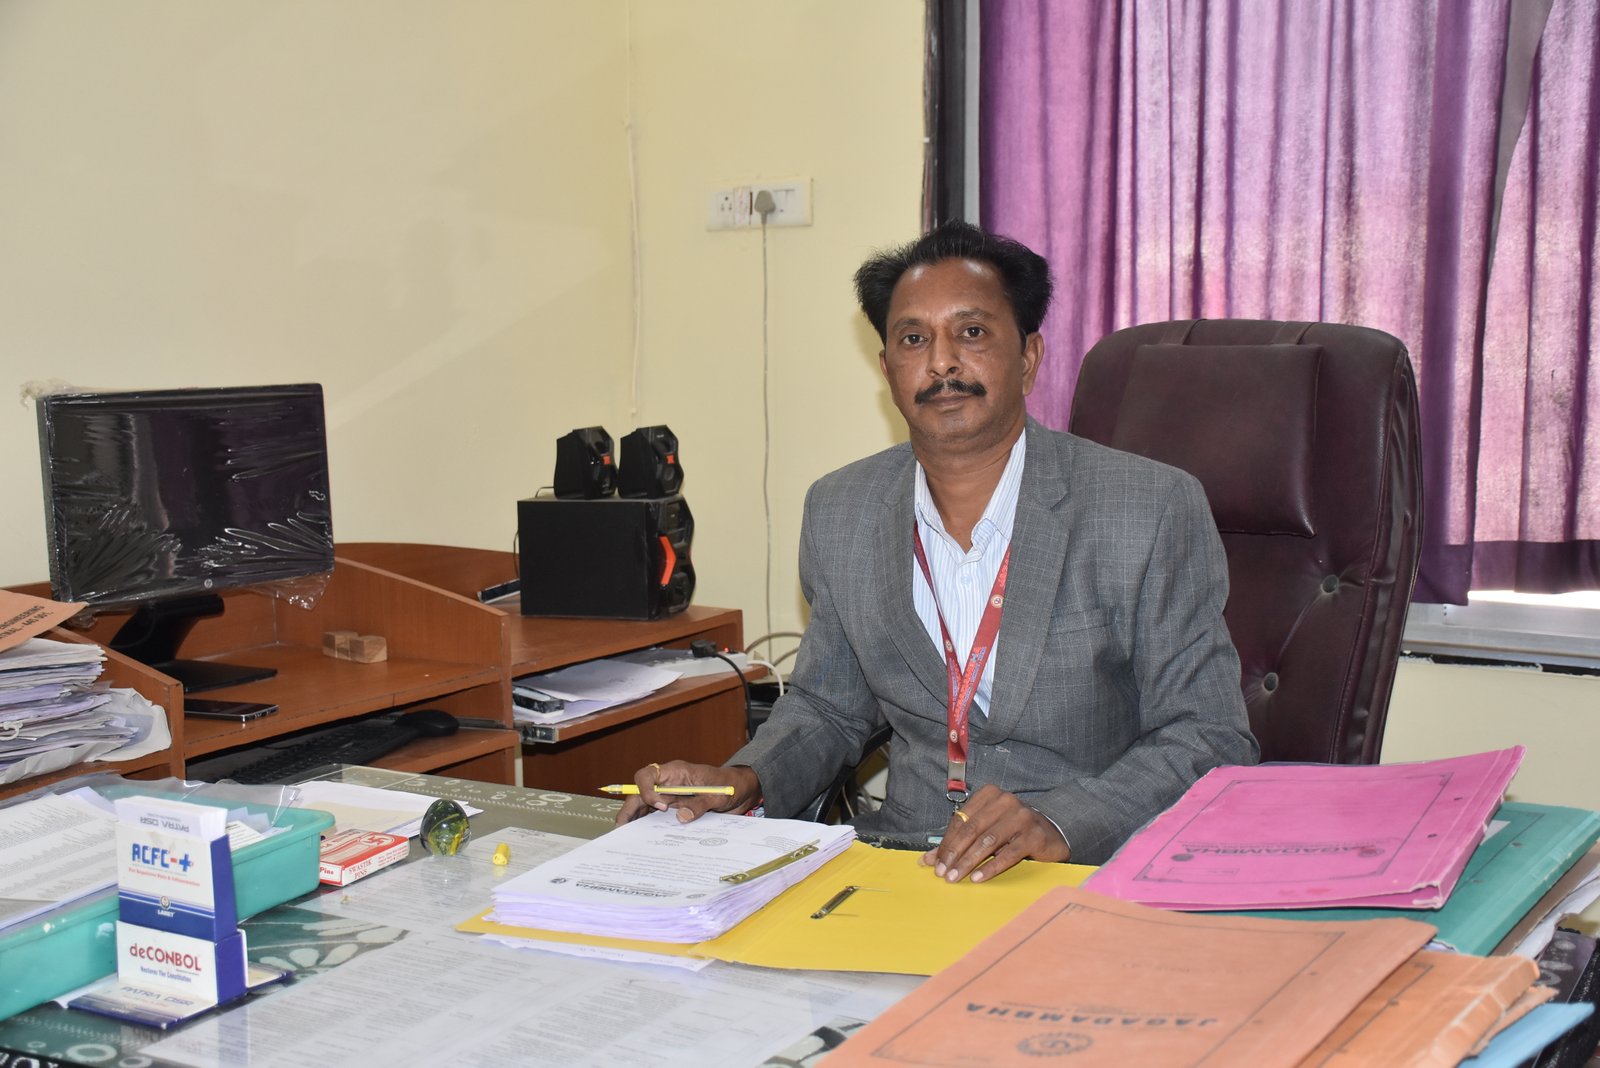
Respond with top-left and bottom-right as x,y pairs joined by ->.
618,425 -> 683,498
518,495 -> 695,619
553,426 -> 615,499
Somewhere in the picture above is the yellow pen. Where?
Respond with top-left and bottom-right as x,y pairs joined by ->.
598,784 -> 736,796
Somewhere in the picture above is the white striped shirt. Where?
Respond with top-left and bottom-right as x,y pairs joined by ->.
911,430 -> 1027,719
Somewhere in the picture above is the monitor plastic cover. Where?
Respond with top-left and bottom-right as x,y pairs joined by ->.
36,384 -> 335,606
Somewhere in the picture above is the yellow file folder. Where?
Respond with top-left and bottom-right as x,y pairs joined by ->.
457,841 -> 1095,976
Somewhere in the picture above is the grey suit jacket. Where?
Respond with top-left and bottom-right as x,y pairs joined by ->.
729,419 -> 1258,864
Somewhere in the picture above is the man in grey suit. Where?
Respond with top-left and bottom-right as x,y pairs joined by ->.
618,221 -> 1257,878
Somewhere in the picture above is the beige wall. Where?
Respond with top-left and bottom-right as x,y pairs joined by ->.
625,3 -> 921,646
1385,659 -> 1600,811
0,1 -> 638,582
0,1 -> 920,654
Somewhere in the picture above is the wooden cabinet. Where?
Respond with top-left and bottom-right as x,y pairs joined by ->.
2,557 -> 517,802
336,543 -> 750,794
4,545 -> 749,802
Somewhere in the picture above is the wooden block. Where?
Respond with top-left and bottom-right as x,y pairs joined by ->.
323,629 -> 358,658
345,634 -> 388,663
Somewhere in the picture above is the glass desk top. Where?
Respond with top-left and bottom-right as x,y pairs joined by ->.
0,768 -> 913,1068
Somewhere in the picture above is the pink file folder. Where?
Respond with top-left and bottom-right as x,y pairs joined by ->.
1085,747 -> 1525,910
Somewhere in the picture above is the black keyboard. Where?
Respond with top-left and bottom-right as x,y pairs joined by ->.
225,718 -> 426,785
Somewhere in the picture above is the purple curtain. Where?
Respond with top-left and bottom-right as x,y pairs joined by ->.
982,0 -> 1598,602
1470,0 -> 1600,592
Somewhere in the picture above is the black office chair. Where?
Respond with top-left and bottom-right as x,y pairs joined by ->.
1068,318 -> 1424,763
796,722 -> 892,824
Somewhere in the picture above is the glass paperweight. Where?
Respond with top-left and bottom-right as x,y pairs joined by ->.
419,798 -> 472,856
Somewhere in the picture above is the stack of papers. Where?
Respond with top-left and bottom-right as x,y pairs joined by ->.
0,637 -> 151,786
462,843 -> 1097,975
512,660 -> 679,726
0,788 -> 121,932
1085,747 -> 1525,910
487,811 -> 855,942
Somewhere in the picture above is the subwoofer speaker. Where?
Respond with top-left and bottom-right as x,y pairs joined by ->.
618,425 -> 683,498
518,494 -> 695,619
552,426 -> 615,499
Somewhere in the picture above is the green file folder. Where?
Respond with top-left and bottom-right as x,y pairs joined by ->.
1220,801 -> 1600,955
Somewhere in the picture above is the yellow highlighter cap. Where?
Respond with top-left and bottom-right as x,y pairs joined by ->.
492,842 -> 511,866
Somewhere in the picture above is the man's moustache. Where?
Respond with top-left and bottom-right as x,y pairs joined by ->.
914,379 -> 987,404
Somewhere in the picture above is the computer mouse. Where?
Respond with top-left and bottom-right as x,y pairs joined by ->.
396,708 -> 460,737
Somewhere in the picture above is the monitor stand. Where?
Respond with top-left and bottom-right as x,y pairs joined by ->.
111,593 -> 278,694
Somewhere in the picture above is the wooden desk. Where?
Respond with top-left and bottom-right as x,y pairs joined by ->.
5,558 -> 519,802
336,543 -> 751,793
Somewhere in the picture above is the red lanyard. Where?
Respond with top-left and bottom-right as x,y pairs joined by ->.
912,526 -> 1011,803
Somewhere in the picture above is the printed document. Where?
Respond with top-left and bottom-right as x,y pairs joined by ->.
0,790 -> 119,930
144,932 -> 920,1068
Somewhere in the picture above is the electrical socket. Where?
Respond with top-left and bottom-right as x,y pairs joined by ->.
707,178 -> 812,230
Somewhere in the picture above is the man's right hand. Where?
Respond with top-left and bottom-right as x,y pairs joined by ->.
613,761 -> 762,825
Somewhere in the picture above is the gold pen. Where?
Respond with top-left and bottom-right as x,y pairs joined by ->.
598,784 -> 736,796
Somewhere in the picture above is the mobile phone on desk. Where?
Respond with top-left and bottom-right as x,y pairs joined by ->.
184,698 -> 279,721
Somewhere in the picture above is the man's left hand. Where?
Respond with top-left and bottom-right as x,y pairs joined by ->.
921,784 -> 1070,883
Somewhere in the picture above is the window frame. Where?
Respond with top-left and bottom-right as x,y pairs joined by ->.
1402,597 -> 1600,672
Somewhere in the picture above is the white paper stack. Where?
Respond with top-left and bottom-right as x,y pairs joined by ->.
0,638 -> 152,785
488,811 -> 855,943
0,789 -> 120,933
511,660 -> 680,725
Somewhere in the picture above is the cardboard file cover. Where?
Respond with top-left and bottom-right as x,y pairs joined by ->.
0,588 -> 84,652
1085,748 -> 1525,910
826,885 -> 1436,1068
1300,950 -> 1548,1067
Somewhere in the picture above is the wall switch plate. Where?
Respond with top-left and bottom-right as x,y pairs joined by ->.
707,178 -> 812,230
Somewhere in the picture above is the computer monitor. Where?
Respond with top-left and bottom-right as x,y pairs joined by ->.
36,383 -> 335,692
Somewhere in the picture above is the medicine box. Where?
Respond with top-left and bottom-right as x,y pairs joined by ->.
318,829 -> 409,886
0,797 -> 333,1021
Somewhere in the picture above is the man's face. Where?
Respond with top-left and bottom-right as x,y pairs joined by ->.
878,257 -> 1043,454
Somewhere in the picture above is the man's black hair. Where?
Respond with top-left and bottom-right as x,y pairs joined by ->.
853,220 -> 1054,344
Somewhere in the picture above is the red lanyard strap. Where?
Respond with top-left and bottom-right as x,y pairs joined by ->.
912,526 -> 1011,803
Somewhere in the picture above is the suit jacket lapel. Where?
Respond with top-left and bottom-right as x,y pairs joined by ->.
982,421 -> 1071,742
876,458 -> 949,708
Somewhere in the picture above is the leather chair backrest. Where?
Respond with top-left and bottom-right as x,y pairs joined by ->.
1067,319 -> 1423,764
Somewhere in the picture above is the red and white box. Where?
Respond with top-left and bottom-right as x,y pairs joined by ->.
318,829 -> 409,886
